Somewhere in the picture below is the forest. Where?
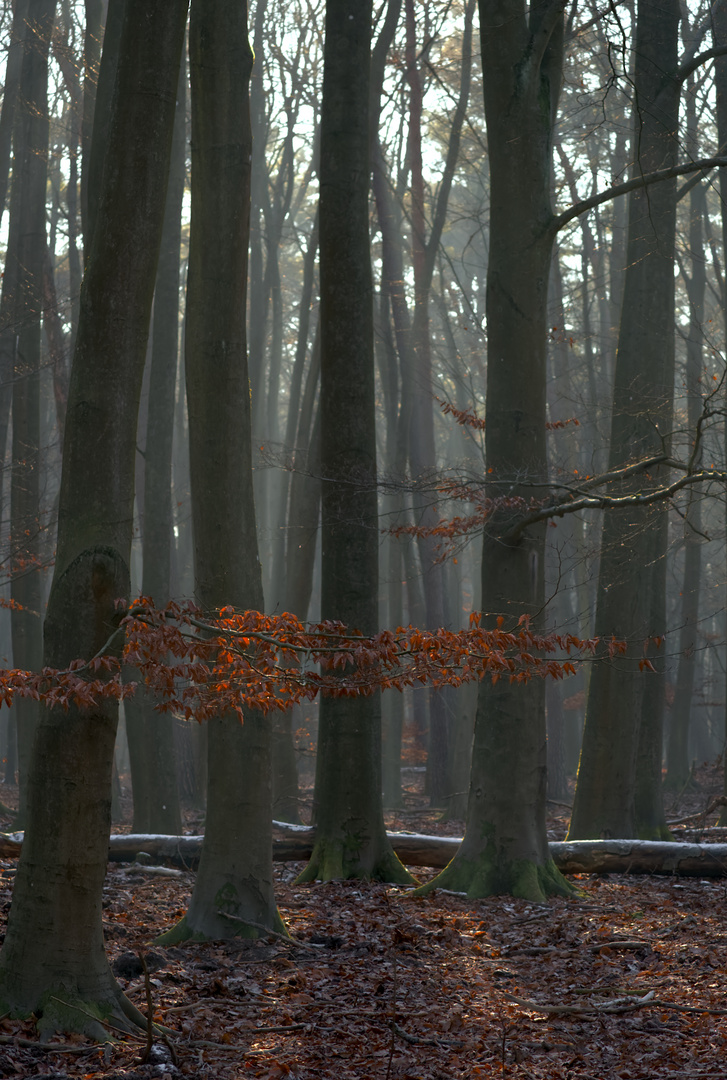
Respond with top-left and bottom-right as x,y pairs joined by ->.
0,0 -> 725,1076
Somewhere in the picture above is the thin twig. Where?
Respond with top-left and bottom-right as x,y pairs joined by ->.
217,910 -> 313,947
667,796 -> 727,826
506,992 -> 727,1017
48,995 -> 145,1042
390,1020 -> 461,1048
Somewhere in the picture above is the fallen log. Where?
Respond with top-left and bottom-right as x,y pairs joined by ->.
2,828 -> 727,877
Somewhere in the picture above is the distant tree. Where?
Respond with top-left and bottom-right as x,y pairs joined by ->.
125,62 -> 186,836
570,0 -> 680,841
158,0 -> 285,943
3,0 -> 56,823
297,0 -> 412,884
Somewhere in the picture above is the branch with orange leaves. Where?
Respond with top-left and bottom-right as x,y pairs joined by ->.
0,601 -> 617,721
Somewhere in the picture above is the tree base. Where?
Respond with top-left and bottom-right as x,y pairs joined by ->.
414,852 -> 576,901
156,905 -> 288,945
0,978 -> 148,1041
637,824 -> 673,841
296,835 -> 415,885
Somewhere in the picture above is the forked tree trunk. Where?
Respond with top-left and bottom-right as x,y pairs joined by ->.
297,0 -> 411,885
157,0 -> 285,944
0,1 -> 187,1035
417,0 -> 572,902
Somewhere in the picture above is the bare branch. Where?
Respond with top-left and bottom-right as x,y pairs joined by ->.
674,42 -> 727,86
552,156 -> 727,233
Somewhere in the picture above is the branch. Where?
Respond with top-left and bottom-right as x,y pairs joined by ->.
552,156 -> 727,233
502,468 -> 726,542
674,42 -> 727,86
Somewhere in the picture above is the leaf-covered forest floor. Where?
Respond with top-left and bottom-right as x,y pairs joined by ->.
0,765 -> 726,1078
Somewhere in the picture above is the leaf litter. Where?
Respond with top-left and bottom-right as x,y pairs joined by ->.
0,773 -> 726,1077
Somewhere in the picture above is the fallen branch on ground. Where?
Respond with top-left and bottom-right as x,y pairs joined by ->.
4,829 -> 727,877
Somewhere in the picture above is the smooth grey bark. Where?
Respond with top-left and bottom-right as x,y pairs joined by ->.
371,0 -> 404,808
0,0 -> 29,229
714,1 -> 727,824
418,0 -> 572,901
84,0 -> 123,255
125,61 -> 186,836
569,0 -> 679,841
5,0 -> 55,825
247,0 -> 269,410
664,82 -> 705,793
403,0 -> 475,805
158,0 -> 284,943
297,0 -> 410,885
81,0 -> 103,241
0,0 -> 187,1033
267,213 -> 319,824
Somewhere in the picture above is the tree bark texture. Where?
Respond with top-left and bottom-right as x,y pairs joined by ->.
569,0 -> 679,841
0,0 -> 187,1034
4,0 -> 55,823
712,0 -> 727,824
418,0 -> 570,901
125,61 -> 186,837
158,0 -> 284,944
297,0 -> 410,885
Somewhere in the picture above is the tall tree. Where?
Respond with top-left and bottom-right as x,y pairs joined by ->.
297,0 -> 411,884
403,0 -> 475,805
125,62 -> 186,835
569,0 -> 680,841
0,0 -> 188,1033
5,0 -> 56,823
158,0 -> 285,942
417,0 -> 572,901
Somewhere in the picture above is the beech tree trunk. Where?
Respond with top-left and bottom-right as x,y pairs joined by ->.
569,0 -> 679,841
0,0 -> 28,228
664,88 -> 705,792
0,0 -> 187,1035
713,1 -> 727,825
125,62 -> 186,836
418,0 -> 571,902
5,0 -> 54,824
157,0 -> 285,944
297,0 -> 410,885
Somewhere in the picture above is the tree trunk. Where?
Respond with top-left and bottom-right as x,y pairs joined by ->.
6,0 -> 54,824
157,0 -> 285,944
125,61 -> 186,836
0,0 -> 29,228
664,120 -> 704,793
81,0 -> 103,245
403,0 -> 474,806
418,0 -> 571,901
569,0 -> 679,841
84,0 -> 124,256
712,1 -> 727,825
0,0 -> 187,1035
297,0 -> 411,885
